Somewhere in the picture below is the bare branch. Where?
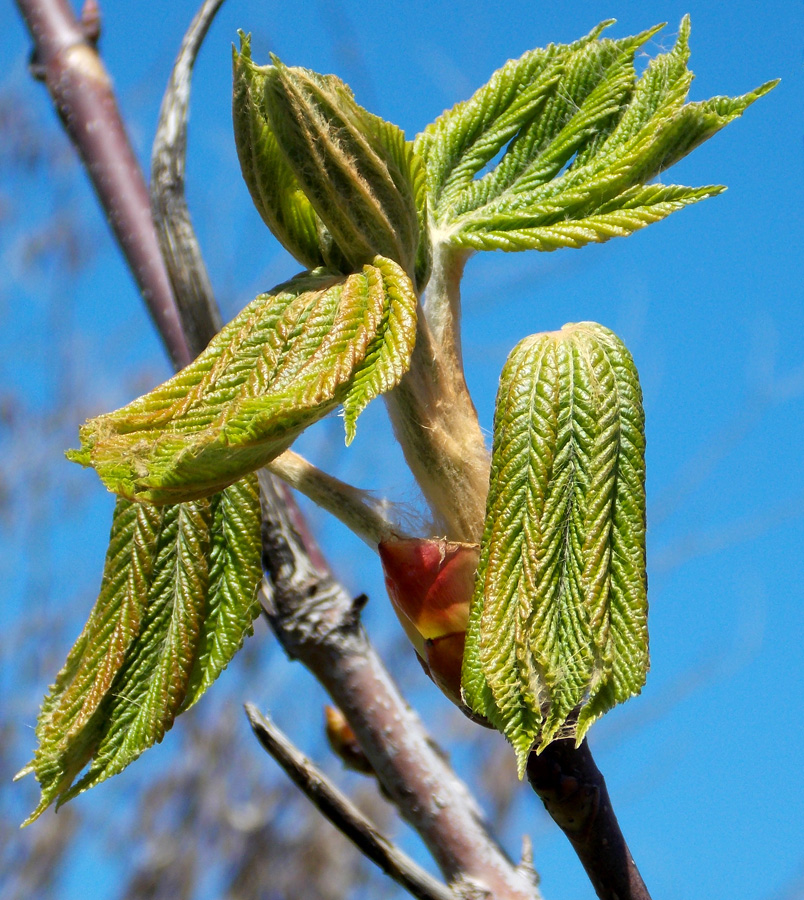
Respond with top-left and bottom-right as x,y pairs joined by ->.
527,740 -> 652,900
15,0 -> 192,369
245,703 -> 455,900
259,472 -> 540,900
150,0 -> 224,356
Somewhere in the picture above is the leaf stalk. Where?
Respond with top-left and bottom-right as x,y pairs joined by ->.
385,243 -> 489,542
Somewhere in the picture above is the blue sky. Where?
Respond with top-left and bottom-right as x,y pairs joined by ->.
2,1 -> 803,899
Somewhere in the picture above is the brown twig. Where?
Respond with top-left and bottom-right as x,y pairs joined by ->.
527,740 -> 652,900
15,0 -> 192,369
245,703 -> 455,900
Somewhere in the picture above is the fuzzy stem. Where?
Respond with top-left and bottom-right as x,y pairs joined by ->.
385,242 -> 489,542
268,450 -> 411,548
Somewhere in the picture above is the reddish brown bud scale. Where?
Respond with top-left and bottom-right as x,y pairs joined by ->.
423,632 -> 466,705
379,538 -> 478,701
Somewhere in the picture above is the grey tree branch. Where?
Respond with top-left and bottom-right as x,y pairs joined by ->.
15,0 -> 192,369
149,0 -> 223,356
245,703 -> 455,900
16,4 -> 542,899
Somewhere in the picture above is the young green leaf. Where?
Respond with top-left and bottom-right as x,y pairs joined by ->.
415,20 -> 617,217
25,475 -> 262,822
232,33 -> 330,270
462,324 -> 647,776
419,17 -> 777,253
68,258 -> 417,504
263,58 -> 423,277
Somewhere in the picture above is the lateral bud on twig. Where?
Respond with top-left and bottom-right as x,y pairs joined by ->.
324,705 -> 374,776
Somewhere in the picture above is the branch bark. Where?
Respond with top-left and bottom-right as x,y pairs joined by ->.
245,703 -> 455,900
15,0 -> 192,369
149,0 -> 223,355
527,740 -> 652,900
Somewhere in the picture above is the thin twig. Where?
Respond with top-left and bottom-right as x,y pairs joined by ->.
15,0 -> 192,369
150,0 -> 224,356
527,740 -> 652,900
245,703 -> 455,900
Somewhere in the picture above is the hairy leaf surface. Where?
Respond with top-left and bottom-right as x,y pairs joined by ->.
414,20 -> 616,214
26,476 -> 262,822
233,33 -> 329,270
69,258 -> 417,504
264,57 -> 423,277
418,17 -> 776,253
462,324 -> 647,775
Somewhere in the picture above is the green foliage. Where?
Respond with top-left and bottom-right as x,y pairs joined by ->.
262,54 -> 424,279
26,16 -> 774,819
462,324 -> 647,775
68,258 -> 417,504
233,34 -> 329,270
26,476 -> 262,823
416,17 -> 777,253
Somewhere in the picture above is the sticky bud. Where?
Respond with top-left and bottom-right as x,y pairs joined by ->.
379,538 -> 478,703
